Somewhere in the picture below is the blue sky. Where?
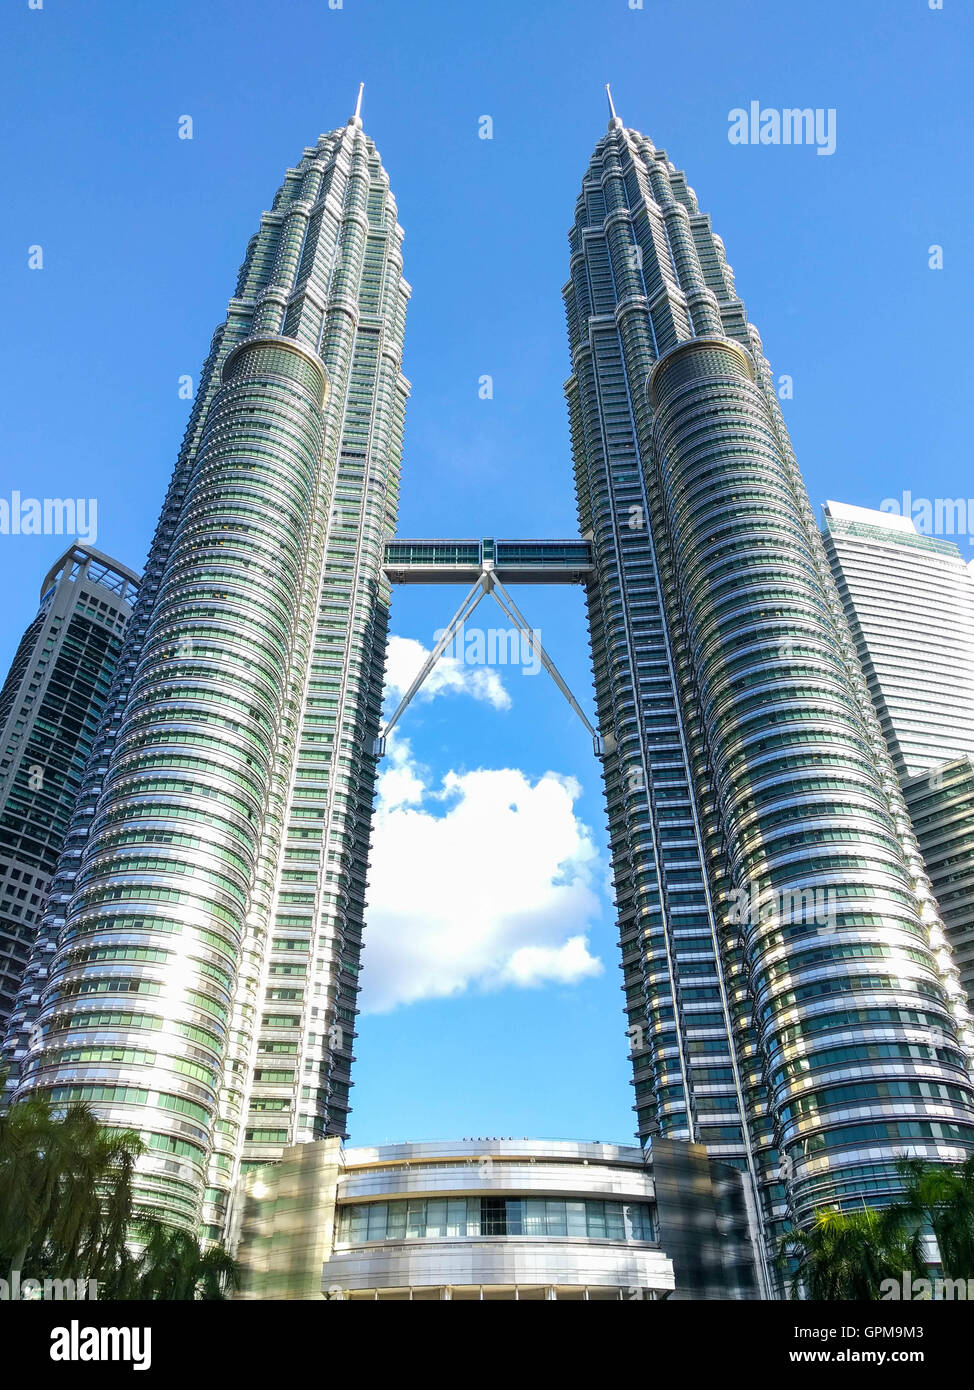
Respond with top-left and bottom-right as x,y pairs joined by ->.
2,0 -> 971,1146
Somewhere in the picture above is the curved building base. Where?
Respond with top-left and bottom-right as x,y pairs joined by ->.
232,1135 -> 762,1300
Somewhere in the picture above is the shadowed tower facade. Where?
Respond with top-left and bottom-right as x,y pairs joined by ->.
3,102 -> 410,1241
0,546 -> 139,1034
563,100 -> 974,1267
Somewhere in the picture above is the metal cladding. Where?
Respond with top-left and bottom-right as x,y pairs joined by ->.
234,1136 -> 758,1300
4,119 -> 410,1239
563,117 -> 974,1262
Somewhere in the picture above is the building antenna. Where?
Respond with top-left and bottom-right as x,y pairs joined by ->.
354,82 -> 364,121
605,84 -> 618,121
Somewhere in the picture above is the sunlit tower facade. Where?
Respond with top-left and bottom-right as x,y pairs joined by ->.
563,98 -> 974,1264
4,99 -> 410,1240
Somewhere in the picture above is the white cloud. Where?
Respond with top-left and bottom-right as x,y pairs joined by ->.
499,936 -> 602,988
375,737 -> 426,812
383,634 -> 510,712
361,741 -> 605,1012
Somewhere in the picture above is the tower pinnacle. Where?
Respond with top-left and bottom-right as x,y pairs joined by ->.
349,82 -> 364,127
605,84 -> 622,128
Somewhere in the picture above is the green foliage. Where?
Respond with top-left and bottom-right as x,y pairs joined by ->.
0,1093 -> 142,1285
896,1154 -> 974,1281
781,1157 -> 974,1299
122,1218 -> 241,1301
0,1093 -> 238,1300
779,1205 -> 925,1300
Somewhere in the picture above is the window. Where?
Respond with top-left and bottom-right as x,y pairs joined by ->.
336,1196 -> 654,1244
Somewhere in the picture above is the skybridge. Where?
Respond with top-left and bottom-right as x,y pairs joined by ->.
382,537 -> 594,586
376,536 -> 604,759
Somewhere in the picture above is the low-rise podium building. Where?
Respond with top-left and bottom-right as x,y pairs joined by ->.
233,1135 -> 762,1300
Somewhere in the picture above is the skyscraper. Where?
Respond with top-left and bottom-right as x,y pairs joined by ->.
822,500 -> 974,1009
902,760 -> 974,1015
562,101 -> 974,1259
0,545 -> 139,1036
821,501 -> 974,779
3,99 -> 410,1240
6,98 -> 974,1283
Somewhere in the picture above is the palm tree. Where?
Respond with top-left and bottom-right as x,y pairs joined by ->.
0,1090 -> 239,1299
0,1093 -> 64,1276
0,1094 -> 142,1284
896,1156 -> 974,1280
43,1103 -> 142,1280
779,1205 -> 926,1300
129,1218 -> 241,1300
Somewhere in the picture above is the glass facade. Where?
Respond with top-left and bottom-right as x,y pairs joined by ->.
901,760 -> 974,1011
234,1138 -> 737,1300
822,502 -> 974,779
337,1195 -> 654,1243
564,115 -> 974,1268
3,113 -> 410,1239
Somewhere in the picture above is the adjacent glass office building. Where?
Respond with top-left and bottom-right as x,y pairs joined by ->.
564,112 -> 974,1260
823,500 -> 974,1011
3,108 -> 410,1240
0,545 -> 139,1039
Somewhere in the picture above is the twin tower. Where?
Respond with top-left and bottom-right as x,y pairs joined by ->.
4,102 -> 973,1278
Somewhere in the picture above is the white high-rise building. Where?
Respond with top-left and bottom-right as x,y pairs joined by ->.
823,500 -> 974,1007
822,500 -> 974,778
